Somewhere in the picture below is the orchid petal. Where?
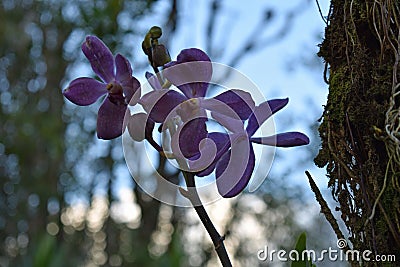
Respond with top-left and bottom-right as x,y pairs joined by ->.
210,111 -> 245,134
115,53 -> 133,82
145,72 -> 162,90
163,48 -> 212,98
250,132 -> 310,147
97,97 -> 127,139
63,77 -> 107,106
200,97 -> 245,133
171,118 -> 208,159
213,89 -> 255,120
196,132 -> 231,177
115,54 -> 140,104
176,48 -> 211,64
216,141 -> 255,198
82,36 -> 115,83
140,89 -> 186,123
246,98 -> 289,136
121,76 -> 141,106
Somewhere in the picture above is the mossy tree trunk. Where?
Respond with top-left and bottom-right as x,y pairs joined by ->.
315,0 -> 400,264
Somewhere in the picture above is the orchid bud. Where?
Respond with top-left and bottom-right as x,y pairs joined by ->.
152,44 -> 171,67
149,26 -> 162,39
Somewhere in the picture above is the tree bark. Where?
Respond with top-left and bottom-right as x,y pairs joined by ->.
315,0 -> 400,264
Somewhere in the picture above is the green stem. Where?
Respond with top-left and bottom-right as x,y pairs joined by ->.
181,171 -> 232,267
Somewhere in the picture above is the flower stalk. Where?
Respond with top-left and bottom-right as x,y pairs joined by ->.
181,171 -> 232,267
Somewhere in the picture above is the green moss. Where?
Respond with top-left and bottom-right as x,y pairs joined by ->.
314,0 -> 400,262
326,66 -> 351,122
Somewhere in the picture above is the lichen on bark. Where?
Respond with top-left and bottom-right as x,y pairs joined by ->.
315,0 -> 400,264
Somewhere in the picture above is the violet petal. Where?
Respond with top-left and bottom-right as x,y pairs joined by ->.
97,97 -> 127,139
140,89 -> 187,123
176,48 -> 211,64
63,77 -> 107,106
246,98 -> 289,136
250,131 -> 310,147
210,111 -> 244,134
115,53 -> 133,82
121,76 -> 141,106
213,89 -> 255,120
163,48 -> 212,98
173,118 -> 208,159
216,141 -> 255,198
145,72 -> 162,90
196,132 -> 231,177
82,35 -> 115,83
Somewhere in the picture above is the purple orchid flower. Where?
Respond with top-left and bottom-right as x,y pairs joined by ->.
139,48 -> 255,159
63,35 -> 140,139
126,46 -> 309,198
195,98 -> 310,198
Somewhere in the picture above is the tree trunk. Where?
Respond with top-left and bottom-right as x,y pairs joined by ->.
315,0 -> 400,264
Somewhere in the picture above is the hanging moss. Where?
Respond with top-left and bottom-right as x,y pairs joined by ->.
315,0 -> 400,264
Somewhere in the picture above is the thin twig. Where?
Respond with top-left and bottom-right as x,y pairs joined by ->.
315,0 -> 328,25
305,171 -> 346,245
181,171 -> 232,267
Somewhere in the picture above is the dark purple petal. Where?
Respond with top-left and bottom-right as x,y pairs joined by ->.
97,97 -> 128,139
180,83 -> 210,99
216,141 -> 255,198
176,48 -> 211,64
163,48 -> 212,98
209,111 -> 244,133
213,89 -> 255,120
246,98 -> 289,136
108,89 -> 126,106
196,132 -> 231,177
63,77 -> 107,106
250,131 -> 310,147
140,89 -> 187,123
145,72 -> 162,90
115,53 -> 132,82
121,76 -> 141,106
163,63 -> 209,98
176,118 -> 208,158
82,36 -> 115,83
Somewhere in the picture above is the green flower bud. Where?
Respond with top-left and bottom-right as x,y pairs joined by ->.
142,32 -> 152,56
152,44 -> 171,67
149,26 -> 162,39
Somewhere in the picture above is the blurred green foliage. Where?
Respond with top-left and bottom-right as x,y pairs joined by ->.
291,232 -> 316,267
0,1 -> 163,266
